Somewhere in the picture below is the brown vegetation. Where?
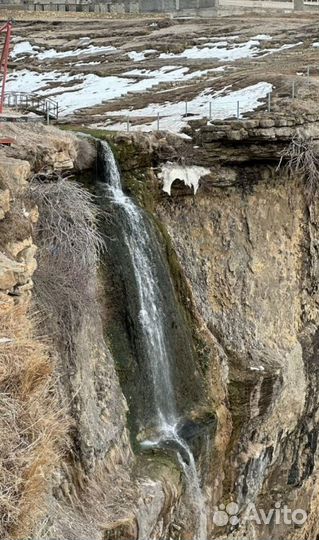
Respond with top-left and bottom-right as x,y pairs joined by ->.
27,172 -> 103,347
0,297 -> 67,539
278,137 -> 319,197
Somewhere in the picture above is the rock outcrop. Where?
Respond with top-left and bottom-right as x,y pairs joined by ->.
189,112 -> 319,165
0,124 -> 183,540
3,115 -> 319,540
108,113 -> 319,539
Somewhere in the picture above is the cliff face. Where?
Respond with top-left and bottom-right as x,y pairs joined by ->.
0,129 -> 71,538
0,124 -> 184,540
109,113 -> 319,539
0,126 -> 136,540
2,116 -> 319,540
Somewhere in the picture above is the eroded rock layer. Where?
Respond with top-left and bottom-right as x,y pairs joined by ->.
1,115 -> 319,540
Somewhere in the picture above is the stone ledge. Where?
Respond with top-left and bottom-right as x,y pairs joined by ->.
187,113 -> 319,164
193,114 -> 319,146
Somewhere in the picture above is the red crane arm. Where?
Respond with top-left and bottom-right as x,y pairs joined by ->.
0,21 -> 12,114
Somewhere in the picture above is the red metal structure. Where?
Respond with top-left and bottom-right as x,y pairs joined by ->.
0,20 -> 12,114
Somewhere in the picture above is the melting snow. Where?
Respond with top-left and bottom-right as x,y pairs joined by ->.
79,36 -> 91,45
7,65 -> 220,115
159,38 -> 263,61
127,49 -> 157,62
37,44 -> 116,60
11,41 -> 39,58
74,60 -> 101,67
104,81 -> 273,133
7,69 -> 80,94
11,41 -> 116,61
261,41 -> 303,56
123,65 -> 218,82
160,163 -> 210,195
254,34 -> 272,40
160,36 -> 300,62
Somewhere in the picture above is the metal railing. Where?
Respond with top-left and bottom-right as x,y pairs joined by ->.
116,78 -> 312,133
3,92 -> 59,120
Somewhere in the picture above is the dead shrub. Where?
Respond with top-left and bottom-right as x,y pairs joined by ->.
278,137 -> 319,197
27,172 -> 103,346
0,173 -> 102,537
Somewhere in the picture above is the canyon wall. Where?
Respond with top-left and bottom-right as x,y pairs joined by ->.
109,113 -> 319,539
0,124 -> 185,540
1,116 -> 319,539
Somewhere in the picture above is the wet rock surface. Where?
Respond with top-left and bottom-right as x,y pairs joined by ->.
3,103 -> 319,539
108,116 -> 319,539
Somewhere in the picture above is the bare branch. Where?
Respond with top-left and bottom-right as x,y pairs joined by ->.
27,173 -> 104,348
278,137 -> 319,197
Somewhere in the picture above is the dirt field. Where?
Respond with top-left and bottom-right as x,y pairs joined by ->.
2,11 -> 319,131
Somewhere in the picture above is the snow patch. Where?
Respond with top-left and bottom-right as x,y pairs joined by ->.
123,65 -> 218,82
127,49 -> 157,62
7,64 -> 222,115
159,163 -> 210,195
37,44 -> 116,60
74,60 -> 101,67
254,34 -> 272,40
11,41 -> 38,58
103,81 -> 273,133
11,41 -> 117,61
7,69 -> 79,94
261,41 -> 303,56
160,37 -> 301,62
159,38 -> 262,61
79,37 -> 91,45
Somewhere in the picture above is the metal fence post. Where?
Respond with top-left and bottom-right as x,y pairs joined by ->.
46,102 -> 50,125
209,101 -> 212,120
126,116 -> 130,132
157,112 -> 160,131
237,100 -> 240,120
185,101 -> 188,116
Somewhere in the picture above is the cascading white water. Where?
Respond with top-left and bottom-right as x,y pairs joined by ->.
100,142 -> 207,540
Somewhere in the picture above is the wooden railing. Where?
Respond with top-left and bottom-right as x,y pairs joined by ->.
3,92 -> 59,120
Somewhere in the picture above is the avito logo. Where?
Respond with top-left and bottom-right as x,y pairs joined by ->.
212,501 -> 307,527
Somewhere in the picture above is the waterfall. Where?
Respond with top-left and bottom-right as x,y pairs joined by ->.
99,142 -> 207,540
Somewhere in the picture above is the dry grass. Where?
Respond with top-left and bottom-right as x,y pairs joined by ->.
0,297 -> 68,539
278,137 -> 319,198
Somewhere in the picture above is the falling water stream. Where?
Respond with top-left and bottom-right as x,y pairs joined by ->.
99,142 -> 207,539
